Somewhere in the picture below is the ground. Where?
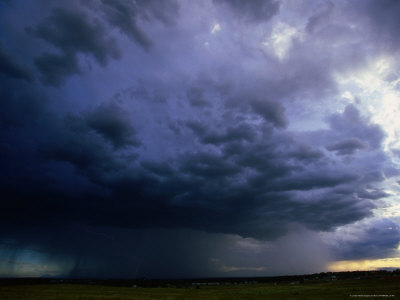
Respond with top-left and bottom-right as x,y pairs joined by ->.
1,277 -> 400,299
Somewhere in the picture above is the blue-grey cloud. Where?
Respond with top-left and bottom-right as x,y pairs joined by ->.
330,219 -> 400,260
326,137 -> 368,156
85,102 -> 141,149
214,0 -> 280,23
0,44 -> 33,82
99,0 -> 179,49
27,7 -> 120,86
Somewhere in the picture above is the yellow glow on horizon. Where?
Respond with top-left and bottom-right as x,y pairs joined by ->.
328,257 -> 400,272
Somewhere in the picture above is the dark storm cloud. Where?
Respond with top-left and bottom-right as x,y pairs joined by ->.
327,104 -> 384,149
214,0 -> 280,23
14,87 -> 381,240
40,102 -> 140,176
0,0 -> 13,7
28,8 -> 120,86
225,97 -> 288,129
186,121 -> 256,145
29,8 -> 120,65
326,138 -> 368,155
33,52 -> 80,87
357,188 -> 389,200
136,0 -> 180,25
42,115 -> 118,171
0,78 -> 46,129
250,99 -> 288,129
2,93 -> 381,241
305,2 -> 334,34
179,152 -> 241,182
0,78 -> 109,234
0,99 -> 371,243
285,143 -> 325,162
259,172 -> 358,193
100,0 -> 152,49
85,102 -> 140,149
21,0 -> 181,87
331,219 -> 400,260
186,87 -> 212,108
351,0 -> 400,49
99,0 -> 179,49
0,44 -> 33,82
301,104 -> 385,155
203,124 -> 257,145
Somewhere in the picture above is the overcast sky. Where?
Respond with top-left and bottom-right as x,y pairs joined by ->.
1,0 -> 400,278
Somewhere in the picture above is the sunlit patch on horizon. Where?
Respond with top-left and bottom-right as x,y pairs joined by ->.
328,257 -> 400,272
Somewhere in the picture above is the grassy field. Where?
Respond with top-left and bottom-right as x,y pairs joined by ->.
0,278 -> 399,299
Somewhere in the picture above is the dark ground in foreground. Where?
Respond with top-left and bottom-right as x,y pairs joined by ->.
1,272 -> 400,299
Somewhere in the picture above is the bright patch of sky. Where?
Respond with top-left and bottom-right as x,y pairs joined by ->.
328,257 -> 400,272
335,56 -> 400,153
0,248 -> 73,277
333,56 -> 400,222
262,22 -> 301,59
211,23 -> 221,34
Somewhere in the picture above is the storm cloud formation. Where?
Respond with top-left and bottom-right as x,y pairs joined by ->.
99,0 -> 179,48
214,0 -> 280,23
0,44 -> 33,82
1,0 -> 400,278
27,7 -> 121,86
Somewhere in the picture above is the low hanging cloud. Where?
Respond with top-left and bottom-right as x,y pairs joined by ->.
325,219 -> 400,261
0,73 -> 394,277
1,78 -> 390,241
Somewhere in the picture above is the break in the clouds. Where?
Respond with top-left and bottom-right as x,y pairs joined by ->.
1,0 -> 400,278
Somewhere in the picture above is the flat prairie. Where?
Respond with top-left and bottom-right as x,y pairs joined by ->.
0,277 -> 400,300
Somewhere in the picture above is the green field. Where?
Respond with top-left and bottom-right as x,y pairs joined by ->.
1,278 -> 399,300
